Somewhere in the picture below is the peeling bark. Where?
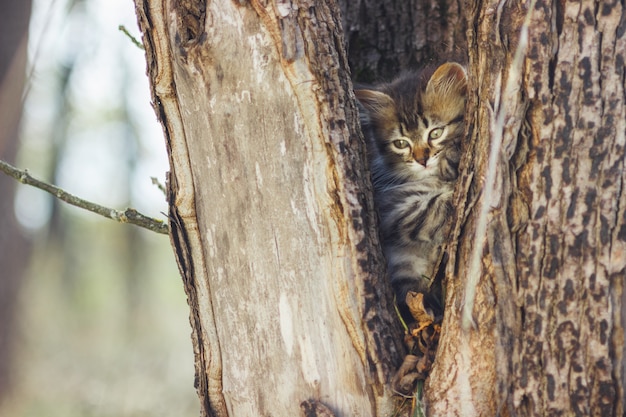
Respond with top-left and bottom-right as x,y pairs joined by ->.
134,1 -> 402,416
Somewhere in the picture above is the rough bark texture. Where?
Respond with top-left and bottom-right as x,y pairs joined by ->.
134,1 -> 403,416
338,0 -> 466,83
0,0 -> 32,404
134,0 -> 626,415
426,0 -> 626,416
515,1 -> 626,414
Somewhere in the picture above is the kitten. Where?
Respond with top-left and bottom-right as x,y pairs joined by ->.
355,62 -> 467,316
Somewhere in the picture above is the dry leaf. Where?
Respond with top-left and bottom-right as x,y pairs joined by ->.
392,292 -> 443,397
406,291 -> 435,329
391,354 -> 420,395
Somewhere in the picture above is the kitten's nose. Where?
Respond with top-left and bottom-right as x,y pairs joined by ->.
413,148 -> 430,167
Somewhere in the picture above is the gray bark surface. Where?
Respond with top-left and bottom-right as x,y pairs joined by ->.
134,1 -> 403,416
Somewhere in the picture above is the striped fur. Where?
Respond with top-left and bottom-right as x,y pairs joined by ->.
356,62 -> 467,310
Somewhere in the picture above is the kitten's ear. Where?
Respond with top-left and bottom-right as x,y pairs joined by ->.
426,62 -> 468,98
355,89 -> 396,120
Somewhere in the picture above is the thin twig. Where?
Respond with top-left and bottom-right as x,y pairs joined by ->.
0,159 -> 169,235
151,176 -> 167,196
393,296 -> 410,333
118,25 -> 145,50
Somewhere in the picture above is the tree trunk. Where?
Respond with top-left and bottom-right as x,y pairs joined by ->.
134,0 -> 626,416
133,1 -> 403,416
426,0 -> 626,416
0,0 -> 32,404
339,0 -> 466,82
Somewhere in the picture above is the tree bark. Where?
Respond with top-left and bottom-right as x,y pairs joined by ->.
426,0 -> 626,416
134,0 -> 626,416
339,0 -> 466,82
133,1 -> 403,416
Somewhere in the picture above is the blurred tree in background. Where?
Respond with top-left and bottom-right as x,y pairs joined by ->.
0,0 -> 32,406
0,0 -> 197,416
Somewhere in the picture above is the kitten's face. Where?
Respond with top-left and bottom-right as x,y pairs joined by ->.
356,63 -> 467,182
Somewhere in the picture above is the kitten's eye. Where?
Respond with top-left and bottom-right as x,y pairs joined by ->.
393,139 -> 410,149
429,128 -> 444,140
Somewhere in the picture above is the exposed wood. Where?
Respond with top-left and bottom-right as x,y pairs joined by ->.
134,1 -> 403,416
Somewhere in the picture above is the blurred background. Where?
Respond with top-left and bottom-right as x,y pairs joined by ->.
0,0 -> 199,416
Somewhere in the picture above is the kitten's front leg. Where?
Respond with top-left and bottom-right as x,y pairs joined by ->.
381,185 -> 453,320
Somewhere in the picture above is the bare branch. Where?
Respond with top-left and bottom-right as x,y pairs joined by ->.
118,25 -> 145,50
0,159 -> 169,235
151,176 -> 167,196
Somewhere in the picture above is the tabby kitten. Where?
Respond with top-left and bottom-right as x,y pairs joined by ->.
355,62 -> 467,314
